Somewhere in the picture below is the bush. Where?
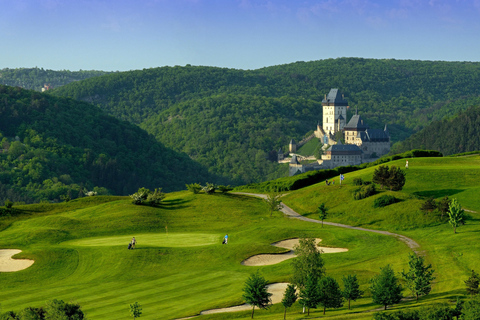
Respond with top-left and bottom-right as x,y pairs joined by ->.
373,195 -> 399,208
353,184 -> 376,200
202,183 -> 216,194
130,187 -> 165,205
217,185 -> 233,193
353,177 -> 363,186
186,183 -> 202,194
420,197 -> 437,213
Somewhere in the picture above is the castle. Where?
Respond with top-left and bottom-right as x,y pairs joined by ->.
287,88 -> 390,176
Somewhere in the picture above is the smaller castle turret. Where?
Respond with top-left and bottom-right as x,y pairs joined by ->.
289,139 -> 297,153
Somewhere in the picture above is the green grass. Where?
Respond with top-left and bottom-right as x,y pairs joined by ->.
296,138 -> 322,157
1,156 -> 480,319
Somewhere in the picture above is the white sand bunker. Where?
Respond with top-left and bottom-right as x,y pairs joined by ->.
0,249 -> 34,272
242,238 -> 348,266
201,283 -> 288,315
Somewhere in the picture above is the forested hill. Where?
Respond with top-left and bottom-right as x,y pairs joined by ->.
50,58 -> 480,183
0,85 -> 216,204
391,100 -> 480,155
0,68 -> 110,92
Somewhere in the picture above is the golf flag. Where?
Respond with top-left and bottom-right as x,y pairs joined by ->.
340,174 -> 344,185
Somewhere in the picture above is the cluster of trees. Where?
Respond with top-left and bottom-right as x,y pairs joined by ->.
49,59 -> 480,185
420,196 -> 466,233
0,299 -> 84,320
186,183 -> 233,194
0,67 -> 110,91
130,187 -> 165,205
242,238 -> 441,318
372,165 -> 406,191
0,85 -> 217,204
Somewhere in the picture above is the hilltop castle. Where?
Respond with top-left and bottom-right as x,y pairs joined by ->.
287,88 -> 390,176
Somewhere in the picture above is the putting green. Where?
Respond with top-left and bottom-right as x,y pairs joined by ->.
63,233 -> 219,248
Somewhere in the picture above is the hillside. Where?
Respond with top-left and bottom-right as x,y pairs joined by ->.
1,156 -> 480,319
0,67 -> 110,91
391,102 -> 480,155
0,85 -> 216,204
50,58 -> 480,184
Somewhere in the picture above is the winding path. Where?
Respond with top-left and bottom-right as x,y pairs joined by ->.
234,192 -> 420,252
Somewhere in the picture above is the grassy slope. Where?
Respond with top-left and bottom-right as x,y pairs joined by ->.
1,193 -> 407,319
281,155 -> 480,315
1,156 -> 479,319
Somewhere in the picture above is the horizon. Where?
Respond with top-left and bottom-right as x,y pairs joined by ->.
1,0 -> 480,72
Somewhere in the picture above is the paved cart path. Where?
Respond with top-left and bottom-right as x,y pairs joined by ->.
234,192 -> 420,252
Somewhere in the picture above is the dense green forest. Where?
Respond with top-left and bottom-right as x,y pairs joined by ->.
391,100 -> 480,155
50,58 -> 480,184
0,68 -> 110,91
0,85 -> 216,204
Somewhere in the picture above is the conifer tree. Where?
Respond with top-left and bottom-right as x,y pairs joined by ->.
401,253 -> 435,302
465,270 -> 480,295
242,271 -> 272,319
281,284 -> 297,320
342,274 -> 363,309
370,264 -> 403,310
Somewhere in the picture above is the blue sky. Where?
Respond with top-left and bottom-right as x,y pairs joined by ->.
1,0 -> 480,71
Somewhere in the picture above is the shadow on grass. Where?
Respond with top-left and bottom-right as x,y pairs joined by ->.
413,189 -> 465,199
156,198 -> 192,210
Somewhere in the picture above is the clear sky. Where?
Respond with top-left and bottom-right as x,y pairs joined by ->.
1,0 -> 480,71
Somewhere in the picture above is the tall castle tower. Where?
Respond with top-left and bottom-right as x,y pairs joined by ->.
322,89 -> 348,135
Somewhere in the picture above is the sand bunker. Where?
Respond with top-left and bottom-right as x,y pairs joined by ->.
242,238 -> 348,266
201,283 -> 289,315
0,249 -> 34,272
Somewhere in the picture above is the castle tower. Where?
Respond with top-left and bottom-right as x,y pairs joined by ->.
322,89 -> 348,136
289,139 -> 297,153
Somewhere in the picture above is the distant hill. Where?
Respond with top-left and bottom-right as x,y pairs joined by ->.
391,99 -> 480,155
50,58 -> 480,183
0,85 -> 216,204
0,67 -> 110,91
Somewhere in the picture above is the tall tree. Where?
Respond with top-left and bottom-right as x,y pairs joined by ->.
242,271 -> 272,319
342,274 -> 363,310
298,273 -> 320,316
264,192 -> 282,217
448,198 -> 465,234
281,284 -> 297,320
370,264 -> 403,310
290,238 -> 325,290
401,253 -> 435,302
465,270 -> 480,295
318,276 -> 344,315
318,203 -> 328,227
129,302 -> 142,320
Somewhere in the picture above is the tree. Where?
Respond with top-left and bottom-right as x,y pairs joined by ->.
437,196 -> 451,219
448,198 -> 465,234
387,166 -> 406,191
186,183 -> 202,194
318,276 -> 344,315
290,238 -> 325,290
44,299 -> 85,320
318,203 -> 328,227
242,271 -> 272,319
264,192 -> 282,217
281,284 -> 297,320
372,165 -> 406,191
420,197 -> 437,213
342,274 -> 363,310
372,165 -> 390,189
298,273 -> 320,316
202,182 -> 216,194
370,264 -> 403,310
401,253 -> 435,302
465,270 -> 480,295
129,302 -> 142,320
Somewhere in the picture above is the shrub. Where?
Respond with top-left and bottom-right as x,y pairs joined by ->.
130,187 -> 165,205
202,183 -> 216,194
373,195 -> 398,208
353,184 -> 376,200
420,197 -> 437,213
218,185 -> 233,193
186,183 -> 202,194
352,177 -> 363,186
